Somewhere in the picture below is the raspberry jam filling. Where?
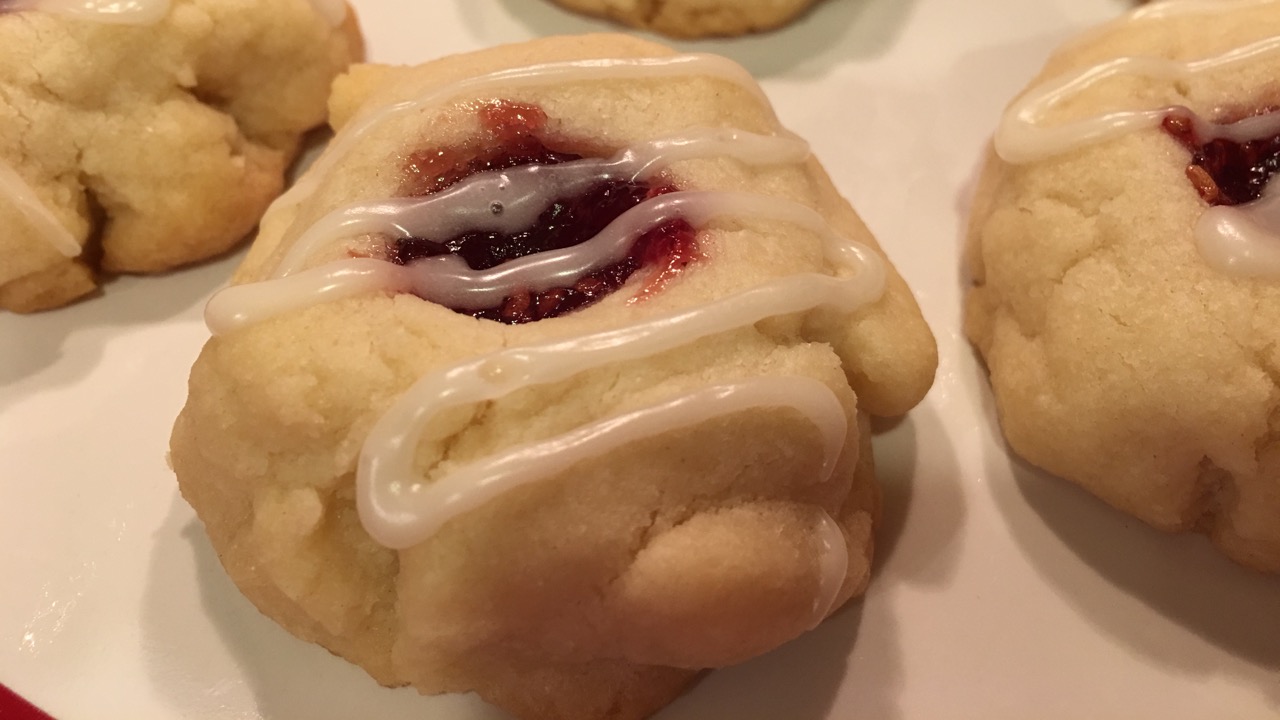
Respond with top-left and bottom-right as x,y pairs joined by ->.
1164,109 -> 1280,206
392,101 -> 698,324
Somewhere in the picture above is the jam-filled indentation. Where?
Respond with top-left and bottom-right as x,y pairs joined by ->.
1164,108 -> 1280,206
391,100 -> 698,324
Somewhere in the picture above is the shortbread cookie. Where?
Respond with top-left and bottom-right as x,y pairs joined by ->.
967,0 -> 1280,572
0,0 -> 361,313
171,34 -> 937,720
547,0 -> 819,38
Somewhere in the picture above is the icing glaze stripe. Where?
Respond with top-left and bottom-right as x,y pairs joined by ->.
205,258 -> 401,334
390,191 -> 848,312
262,53 -> 774,234
1195,183 -> 1280,277
995,34 -> 1280,164
812,510 -> 849,625
0,159 -> 80,257
205,191 -> 881,334
357,271 -> 869,549
357,246 -> 884,549
270,128 -> 809,278
361,377 -> 848,550
0,0 -> 172,24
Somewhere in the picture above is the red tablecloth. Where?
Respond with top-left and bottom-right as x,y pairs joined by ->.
0,684 -> 54,719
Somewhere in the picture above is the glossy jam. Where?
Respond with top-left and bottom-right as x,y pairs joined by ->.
1164,109 -> 1280,205
392,101 -> 698,323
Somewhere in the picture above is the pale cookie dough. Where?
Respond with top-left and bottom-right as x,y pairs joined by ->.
0,0 -> 362,313
547,0 -> 820,38
967,0 -> 1280,572
171,34 -> 937,720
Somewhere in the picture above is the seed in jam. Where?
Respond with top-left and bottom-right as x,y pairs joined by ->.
392,100 -> 699,324
1163,109 -> 1280,206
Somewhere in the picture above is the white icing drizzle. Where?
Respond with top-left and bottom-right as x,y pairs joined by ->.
1195,183 -> 1280,277
206,189 -> 881,334
0,158 -> 80,257
261,54 -> 773,233
0,0 -> 172,25
205,258 -> 405,333
994,0 -> 1280,279
810,510 -> 849,626
209,127 -> 810,333
362,377 -> 849,550
994,34 -> 1280,164
271,129 -> 809,278
1183,106 -> 1280,145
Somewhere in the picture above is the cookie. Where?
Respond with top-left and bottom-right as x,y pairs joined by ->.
966,0 -> 1280,572
546,0 -> 820,38
0,0 -> 361,313
171,34 -> 937,720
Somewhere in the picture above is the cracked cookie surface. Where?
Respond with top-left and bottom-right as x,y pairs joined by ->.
966,1 -> 1280,572
546,0 -> 820,38
0,0 -> 361,312
171,34 -> 937,720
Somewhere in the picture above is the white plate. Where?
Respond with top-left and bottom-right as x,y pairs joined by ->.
3,1 -> 1279,718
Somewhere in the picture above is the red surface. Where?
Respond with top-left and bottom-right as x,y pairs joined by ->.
0,684 -> 55,719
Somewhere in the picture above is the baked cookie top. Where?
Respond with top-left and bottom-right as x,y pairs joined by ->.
967,0 -> 1280,571
0,0 -> 361,312
173,33 -> 936,720
214,33 -> 936,419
